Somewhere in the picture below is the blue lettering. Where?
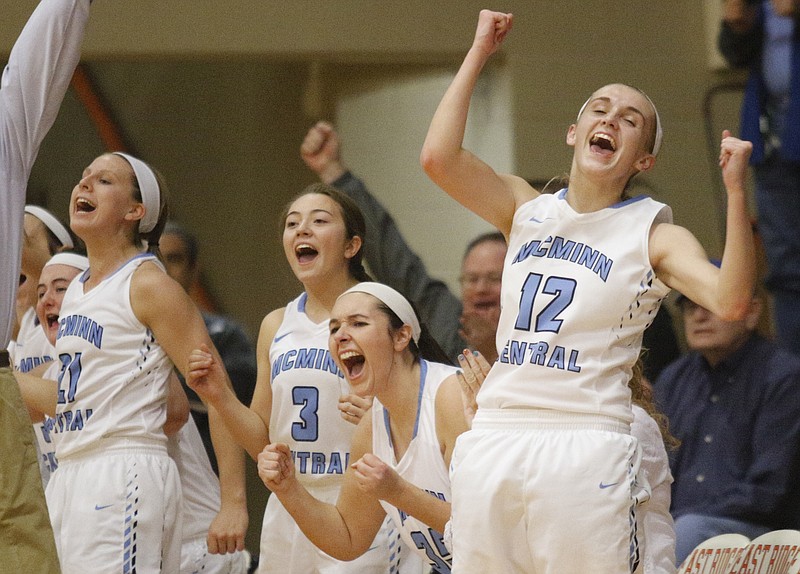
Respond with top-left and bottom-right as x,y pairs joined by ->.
290,450 -> 351,474
272,348 -> 344,378
509,340 -> 527,365
546,346 -> 566,370
311,452 -> 326,474
57,315 -> 103,348
577,246 -> 599,271
295,451 -> 310,473
593,254 -> 613,282
513,241 -> 540,264
327,452 -> 343,474
283,349 -> 297,370
512,235 -> 613,281
89,323 -> 103,348
295,348 -> 317,369
322,353 -> 339,375
568,350 -> 582,373
528,342 -> 549,366
549,236 -> 576,261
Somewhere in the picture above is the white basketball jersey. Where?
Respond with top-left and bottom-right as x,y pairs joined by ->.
167,415 -> 222,540
32,362 -> 60,488
54,254 -> 173,459
372,360 -> 457,573
10,307 -> 53,372
269,293 -> 354,491
480,190 -> 672,423
11,308 -> 60,486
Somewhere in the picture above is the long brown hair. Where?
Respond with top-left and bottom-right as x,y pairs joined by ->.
629,358 -> 680,451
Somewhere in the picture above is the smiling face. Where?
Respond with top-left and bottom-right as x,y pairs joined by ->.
282,192 -> 360,285
328,292 -> 407,399
36,263 -> 82,346
567,84 -> 657,181
460,238 -> 506,322
69,154 -> 143,241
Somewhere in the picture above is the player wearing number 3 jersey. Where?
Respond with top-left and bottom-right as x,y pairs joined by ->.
187,184 -> 406,573
421,10 -> 757,574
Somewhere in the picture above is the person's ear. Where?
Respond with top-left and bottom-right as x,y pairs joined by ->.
635,154 -> 656,173
393,324 -> 413,353
124,203 -> 145,225
344,235 -> 362,260
566,124 -> 577,147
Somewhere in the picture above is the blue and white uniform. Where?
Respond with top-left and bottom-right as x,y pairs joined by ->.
11,308 -> 54,373
46,254 -> 182,573
372,359 -> 457,574
450,190 -> 672,573
10,307 -> 59,487
261,292 -> 396,573
168,415 -> 250,574
631,405 -> 675,574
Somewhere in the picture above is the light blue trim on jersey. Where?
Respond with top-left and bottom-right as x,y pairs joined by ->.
556,187 -> 648,209
297,292 -> 308,314
79,252 -> 156,284
382,359 -> 428,450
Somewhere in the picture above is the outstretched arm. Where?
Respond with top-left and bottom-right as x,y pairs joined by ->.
420,10 -> 533,236
258,415 -> 386,560
187,309 -> 281,460
1,0 -> 92,345
651,131 -> 756,321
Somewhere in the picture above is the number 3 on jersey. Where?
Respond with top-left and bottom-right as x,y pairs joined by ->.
292,386 -> 319,441
514,273 -> 576,333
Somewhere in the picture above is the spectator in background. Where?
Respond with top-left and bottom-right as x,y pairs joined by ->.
301,121 -> 679,378
719,0 -> 800,353
654,267 -> 800,565
161,220 -> 257,473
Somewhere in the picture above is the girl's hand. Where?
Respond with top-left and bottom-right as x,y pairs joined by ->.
472,10 -> 513,58
338,393 -> 373,425
351,453 -> 400,501
457,349 -> 492,428
258,443 -> 296,493
186,343 -> 226,405
719,129 -> 753,195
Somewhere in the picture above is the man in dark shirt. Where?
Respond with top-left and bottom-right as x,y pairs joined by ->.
654,279 -> 800,564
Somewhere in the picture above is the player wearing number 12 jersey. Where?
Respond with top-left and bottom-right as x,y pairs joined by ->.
421,10 -> 756,572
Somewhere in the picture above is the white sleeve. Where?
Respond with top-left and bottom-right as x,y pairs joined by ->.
0,0 -> 91,346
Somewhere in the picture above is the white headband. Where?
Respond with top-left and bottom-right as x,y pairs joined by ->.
113,152 -> 160,233
339,282 -> 421,344
43,252 -> 89,271
577,91 -> 663,156
24,205 -> 73,249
